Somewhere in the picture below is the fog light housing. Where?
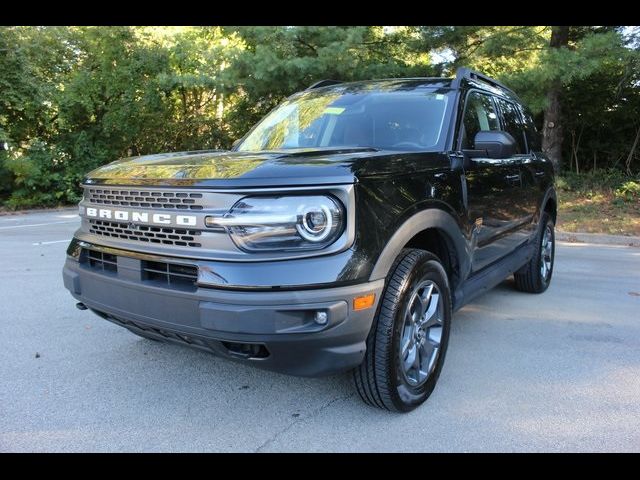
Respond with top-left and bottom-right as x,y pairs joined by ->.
314,311 -> 328,325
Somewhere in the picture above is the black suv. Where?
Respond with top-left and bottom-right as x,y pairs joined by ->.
63,68 -> 556,412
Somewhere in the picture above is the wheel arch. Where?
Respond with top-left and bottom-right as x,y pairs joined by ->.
369,209 -> 470,293
541,187 -> 557,224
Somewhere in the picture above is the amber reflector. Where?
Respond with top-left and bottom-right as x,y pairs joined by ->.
353,293 -> 375,311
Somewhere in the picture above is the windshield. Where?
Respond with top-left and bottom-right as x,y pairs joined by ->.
237,84 -> 451,152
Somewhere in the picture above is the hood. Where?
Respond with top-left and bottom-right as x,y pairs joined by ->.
83,147 -> 450,188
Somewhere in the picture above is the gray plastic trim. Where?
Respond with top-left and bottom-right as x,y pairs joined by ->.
369,208 -> 471,282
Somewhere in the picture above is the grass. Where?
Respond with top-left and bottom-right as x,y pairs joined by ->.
557,171 -> 640,236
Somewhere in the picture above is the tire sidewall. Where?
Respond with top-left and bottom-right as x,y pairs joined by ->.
389,256 -> 452,412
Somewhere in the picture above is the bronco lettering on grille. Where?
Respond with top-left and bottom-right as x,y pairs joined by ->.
84,207 -> 197,227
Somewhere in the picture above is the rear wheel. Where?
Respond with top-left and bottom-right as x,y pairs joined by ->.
514,212 -> 555,293
353,249 -> 452,412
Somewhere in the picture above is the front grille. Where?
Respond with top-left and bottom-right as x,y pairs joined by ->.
88,219 -> 202,247
142,260 -> 198,290
81,248 -> 198,291
86,249 -> 118,274
86,188 -> 204,210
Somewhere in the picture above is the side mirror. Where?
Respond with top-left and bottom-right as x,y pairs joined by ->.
473,130 -> 517,159
0,140 -> 8,151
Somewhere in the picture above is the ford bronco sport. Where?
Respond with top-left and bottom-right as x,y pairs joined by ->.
63,68 -> 556,412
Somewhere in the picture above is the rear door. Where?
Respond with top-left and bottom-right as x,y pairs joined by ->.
494,97 -> 537,242
460,90 -> 526,272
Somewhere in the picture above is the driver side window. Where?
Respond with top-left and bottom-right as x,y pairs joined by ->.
461,91 -> 499,149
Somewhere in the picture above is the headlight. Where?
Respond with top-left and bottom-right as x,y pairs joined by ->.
205,195 -> 345,252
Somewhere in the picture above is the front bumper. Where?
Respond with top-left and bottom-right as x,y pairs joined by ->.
63,242 -> 384,377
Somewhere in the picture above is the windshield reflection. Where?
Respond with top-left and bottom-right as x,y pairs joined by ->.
238,82 -> 452,153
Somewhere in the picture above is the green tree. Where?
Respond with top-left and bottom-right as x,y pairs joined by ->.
0,26 -> 71,199
1,25 -> 639,209
416,26 -> 640,172
223,26 -> 436,139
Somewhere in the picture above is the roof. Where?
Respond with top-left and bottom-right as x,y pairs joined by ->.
304,68 -> 519,101
300,77 -> 455,95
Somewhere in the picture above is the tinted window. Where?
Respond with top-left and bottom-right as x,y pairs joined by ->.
238,88 -> 450,152
521,106 -> 541,152
461,91 -> 500,149
496,98 -> 527,154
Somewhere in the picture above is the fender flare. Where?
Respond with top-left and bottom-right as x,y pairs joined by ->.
369,208 -> 471,282
539,187 -> 558,223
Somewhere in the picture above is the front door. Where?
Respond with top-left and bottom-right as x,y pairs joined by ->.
460,90 -> 525,272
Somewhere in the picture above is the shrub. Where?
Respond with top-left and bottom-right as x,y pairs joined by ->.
557,169 -> 630,193
614,180 -> 640,202
3,141 -> 82,210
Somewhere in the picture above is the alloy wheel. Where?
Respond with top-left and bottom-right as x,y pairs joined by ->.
540,224 -> 553,281
399,279 -> 444,387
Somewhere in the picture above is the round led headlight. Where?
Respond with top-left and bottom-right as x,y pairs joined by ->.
297,204 -> 333,242
206,195 -> 345,252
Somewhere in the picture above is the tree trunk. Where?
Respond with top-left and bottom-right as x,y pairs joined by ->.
574,124 -> 584,174
542,26 -> 569,172
625,124 -> 640,175
216,92 -> 225,121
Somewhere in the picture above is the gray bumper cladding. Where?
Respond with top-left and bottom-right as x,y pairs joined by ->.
63,249 -> 384,377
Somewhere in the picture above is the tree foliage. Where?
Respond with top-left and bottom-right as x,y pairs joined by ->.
1,25 -> 638,208
416,26 -> 640,171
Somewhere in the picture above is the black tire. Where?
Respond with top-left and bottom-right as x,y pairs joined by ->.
514,212 -> 555,293
353,249 -> 452,412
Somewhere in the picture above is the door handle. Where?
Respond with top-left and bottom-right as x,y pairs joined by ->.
535,171 -> 545,177
505,174 -> 520,181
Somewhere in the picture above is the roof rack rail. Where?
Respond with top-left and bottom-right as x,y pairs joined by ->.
306,79 -> 343,90
452,67 -> 516,95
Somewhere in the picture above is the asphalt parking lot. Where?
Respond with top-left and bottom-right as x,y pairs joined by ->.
1,209 -> 639,452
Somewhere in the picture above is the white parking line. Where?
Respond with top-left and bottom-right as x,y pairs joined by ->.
0,220 -> 78,230
32,239 -> 71,246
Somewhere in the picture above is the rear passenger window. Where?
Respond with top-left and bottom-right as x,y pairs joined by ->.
496,98 -> 527,154
521,107 -> 541,152
461,91 -> 500,149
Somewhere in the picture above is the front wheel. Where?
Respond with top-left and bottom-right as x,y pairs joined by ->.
353,249 -> 452,412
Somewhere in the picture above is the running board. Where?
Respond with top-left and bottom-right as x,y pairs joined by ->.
453,241 -> 534,311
